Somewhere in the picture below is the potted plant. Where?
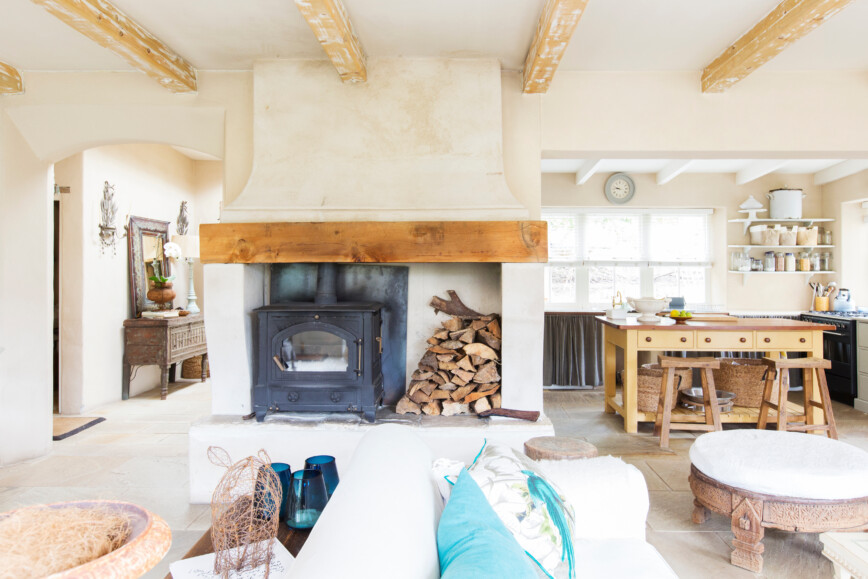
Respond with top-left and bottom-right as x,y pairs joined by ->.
146,274 -> 176,307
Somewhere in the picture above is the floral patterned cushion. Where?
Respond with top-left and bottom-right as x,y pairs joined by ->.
468,444 -> 576,578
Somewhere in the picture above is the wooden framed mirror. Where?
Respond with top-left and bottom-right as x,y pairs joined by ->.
128,216 -> 172,317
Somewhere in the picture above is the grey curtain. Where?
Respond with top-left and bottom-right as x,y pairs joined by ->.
543,313 -> 603,388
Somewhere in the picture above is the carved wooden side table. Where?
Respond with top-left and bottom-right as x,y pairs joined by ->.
123,314 -> 208,400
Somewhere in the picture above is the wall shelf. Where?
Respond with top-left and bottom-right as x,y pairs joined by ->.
727,245 -> 835,250
728,270 -> 836,286
727,217 -> 834,234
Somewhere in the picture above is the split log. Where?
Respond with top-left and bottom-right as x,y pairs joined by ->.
487,319 -> 501,339
477,409 -> 539,422
438,382 -> 458,392
470,355 -> 488,366
439,340 -> 465,350
453,369 -> 476,383
397,396 -> 421,415
431,389 -> 452,400
437,370 -> 451,383
441,400 -> 471,416
436,354 -> 455,362
422,401 -> 442,416
419,351 -> 438,370
463,343 -> 498,361
490,392 -> 502,409
430,290 -> 484,318
431,373 -> 446,386
428,345 -> 458,355
477,329 -> 501,351
409,390 -> 432,405
451,376 -> 468,387
438,360 -> 458,371
441,317 -> 464,332
412,370 -> 434,381
420,381 -> 437,396
433,330 -> 450,340
456,356 -> 475,372
470,320 -> 487,331
451,384 -> 477,401
464,385 -> 499,404
471,397 -> 491,414
450,328 -> 476,344
426,337 -> 441,346
473,362 -> 501,384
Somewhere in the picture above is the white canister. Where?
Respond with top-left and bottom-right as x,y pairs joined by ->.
767,188 -> 805,219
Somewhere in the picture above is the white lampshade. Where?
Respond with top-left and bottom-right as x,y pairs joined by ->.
171,234 -> 200,259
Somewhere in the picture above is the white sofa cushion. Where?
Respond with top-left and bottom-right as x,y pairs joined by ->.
289,424 -> 442,579
573,539 -> 678,578
689,430 -> 868,500
538,457 -> 649,541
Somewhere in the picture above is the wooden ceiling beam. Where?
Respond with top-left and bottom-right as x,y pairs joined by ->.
30,0 -> 197,93
657,160 -> 693,185
294,0 -> 366,83
814,159 -> 868,185
735,160 -> 789,185
522,0 -> 589,94
702,0 -> 854,93
0,61 -> 24,94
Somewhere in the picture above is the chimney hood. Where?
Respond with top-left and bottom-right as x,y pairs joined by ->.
222,59 -> 528,223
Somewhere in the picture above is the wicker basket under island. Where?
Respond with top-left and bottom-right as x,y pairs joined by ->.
622,364 -> 693,413
712,358 -> 772,408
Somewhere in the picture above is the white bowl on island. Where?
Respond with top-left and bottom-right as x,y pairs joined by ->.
627,297 -> 671,323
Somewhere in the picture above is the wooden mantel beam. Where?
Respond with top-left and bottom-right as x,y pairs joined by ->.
701,0 -> 854,93
31,0 -> 197,93
522,0 -> 589,94
200,221 -> 548,264
0,61 -> 24,94
294,0 -> 366,83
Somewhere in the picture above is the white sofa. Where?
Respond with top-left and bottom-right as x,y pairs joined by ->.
289,424 -> 677,578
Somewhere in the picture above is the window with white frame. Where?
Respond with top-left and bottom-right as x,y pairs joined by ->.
543,208 -> 713,310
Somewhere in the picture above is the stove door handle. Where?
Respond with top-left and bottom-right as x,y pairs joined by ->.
824,331 -> 847,338
356,339 -> 363,376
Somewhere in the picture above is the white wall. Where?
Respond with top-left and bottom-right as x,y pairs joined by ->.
53,144 -> 222,413
543,171 -> 828,312
821,170 -> 868,308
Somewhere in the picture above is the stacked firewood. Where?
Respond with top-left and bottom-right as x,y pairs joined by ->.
397,291 -> 502,417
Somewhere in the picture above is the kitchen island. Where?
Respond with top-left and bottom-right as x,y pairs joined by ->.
596,316 -> 835,433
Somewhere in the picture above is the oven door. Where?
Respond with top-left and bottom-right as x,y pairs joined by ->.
822,328 -> 856,404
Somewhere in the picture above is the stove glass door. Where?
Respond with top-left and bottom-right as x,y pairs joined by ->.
281,331 -> 349,372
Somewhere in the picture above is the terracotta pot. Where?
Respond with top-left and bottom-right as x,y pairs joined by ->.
146,281 -> 175,306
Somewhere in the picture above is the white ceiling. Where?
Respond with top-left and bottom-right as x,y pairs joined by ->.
540,157 -> 868,186
0,0 -> 866,72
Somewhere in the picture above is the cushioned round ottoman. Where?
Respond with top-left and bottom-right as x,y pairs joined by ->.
688,430 -> 868,573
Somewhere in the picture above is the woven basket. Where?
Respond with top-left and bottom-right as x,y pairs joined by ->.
623,365 -> 692,413
712,358 -> 770,408
181,355 -> 210,380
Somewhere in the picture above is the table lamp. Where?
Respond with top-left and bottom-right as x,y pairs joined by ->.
172,234 -> 200,314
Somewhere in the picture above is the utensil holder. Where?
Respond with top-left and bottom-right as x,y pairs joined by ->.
813,296 -> 830,311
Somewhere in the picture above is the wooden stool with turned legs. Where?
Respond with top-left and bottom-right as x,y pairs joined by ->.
757,357 -> 837,439
654,356 -> 722,449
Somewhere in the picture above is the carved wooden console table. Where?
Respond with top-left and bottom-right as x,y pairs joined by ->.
123,314 -> 208,400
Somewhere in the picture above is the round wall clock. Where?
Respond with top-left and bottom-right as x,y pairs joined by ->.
604,173 -> 636,204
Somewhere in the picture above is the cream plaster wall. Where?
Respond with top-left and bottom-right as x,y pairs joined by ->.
821,170 -> 868,308
543,172 -> 828,312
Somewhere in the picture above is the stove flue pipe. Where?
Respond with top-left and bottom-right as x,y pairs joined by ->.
315,263 -> 338,305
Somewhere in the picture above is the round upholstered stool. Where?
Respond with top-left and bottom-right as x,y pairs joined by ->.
524,436 -> 598,461
689,430 -> 868,573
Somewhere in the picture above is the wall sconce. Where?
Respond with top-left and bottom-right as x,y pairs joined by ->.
98,181 -> 125,254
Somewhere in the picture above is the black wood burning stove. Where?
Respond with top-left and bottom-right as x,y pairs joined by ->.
254,264 -> 384,422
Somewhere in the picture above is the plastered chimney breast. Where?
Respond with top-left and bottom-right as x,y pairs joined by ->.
224,59 -> 527,222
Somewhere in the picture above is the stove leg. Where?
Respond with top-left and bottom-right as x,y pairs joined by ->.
255,410 -> 267,422
363,409 -> 376,422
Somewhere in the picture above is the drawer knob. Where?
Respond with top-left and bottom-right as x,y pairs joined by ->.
681,337 -> 687,343
705,337 -> 711,343
800,338 -> 806,343
764,337 -> 771,343
740,337 -> 746,343
645,337 -> 652,342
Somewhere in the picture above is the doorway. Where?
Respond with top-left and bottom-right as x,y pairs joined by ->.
53,198 -> 60,414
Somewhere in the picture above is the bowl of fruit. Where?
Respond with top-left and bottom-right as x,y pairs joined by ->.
669,310 -> 693,324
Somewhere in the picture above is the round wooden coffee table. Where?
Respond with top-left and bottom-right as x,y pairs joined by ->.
524,436 -> 598,461
689,430 -> 868,573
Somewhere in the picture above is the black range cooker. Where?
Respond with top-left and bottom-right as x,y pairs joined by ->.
800,311 -> 868,405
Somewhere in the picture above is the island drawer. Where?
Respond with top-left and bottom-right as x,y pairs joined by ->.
697,331 -> 753,349
756,331 -> 812,350
638,331 -> 694,349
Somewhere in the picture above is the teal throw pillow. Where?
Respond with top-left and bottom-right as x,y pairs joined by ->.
437,469 -> 538,579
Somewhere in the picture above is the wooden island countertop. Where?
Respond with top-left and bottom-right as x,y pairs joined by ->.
594,316 -> 833,433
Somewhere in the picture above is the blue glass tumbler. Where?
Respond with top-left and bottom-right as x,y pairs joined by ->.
269,462 -> 292,521
286,469 -> 329,529
304,455 -> 339,497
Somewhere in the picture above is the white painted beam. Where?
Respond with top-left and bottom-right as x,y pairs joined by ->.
656,160 -> 693,185
735,160 -> 788,185
575,159 -> 602,185
814,160 -> 868,186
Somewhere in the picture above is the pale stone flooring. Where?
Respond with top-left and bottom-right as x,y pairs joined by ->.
0,379 -> 212,578
545,387 -> 868,579
1,380 -> 866,578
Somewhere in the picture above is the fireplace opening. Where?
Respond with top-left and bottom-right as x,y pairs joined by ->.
254,263 -> 408,422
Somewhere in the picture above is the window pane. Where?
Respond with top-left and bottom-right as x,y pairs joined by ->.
589,266 -> 640,305
546,266 -> 576,304
652,266 -> 707,306
545,215 -> 578,261
585,215 -> 641,261
649,215 -> 708,261
653,267 -> 679,300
